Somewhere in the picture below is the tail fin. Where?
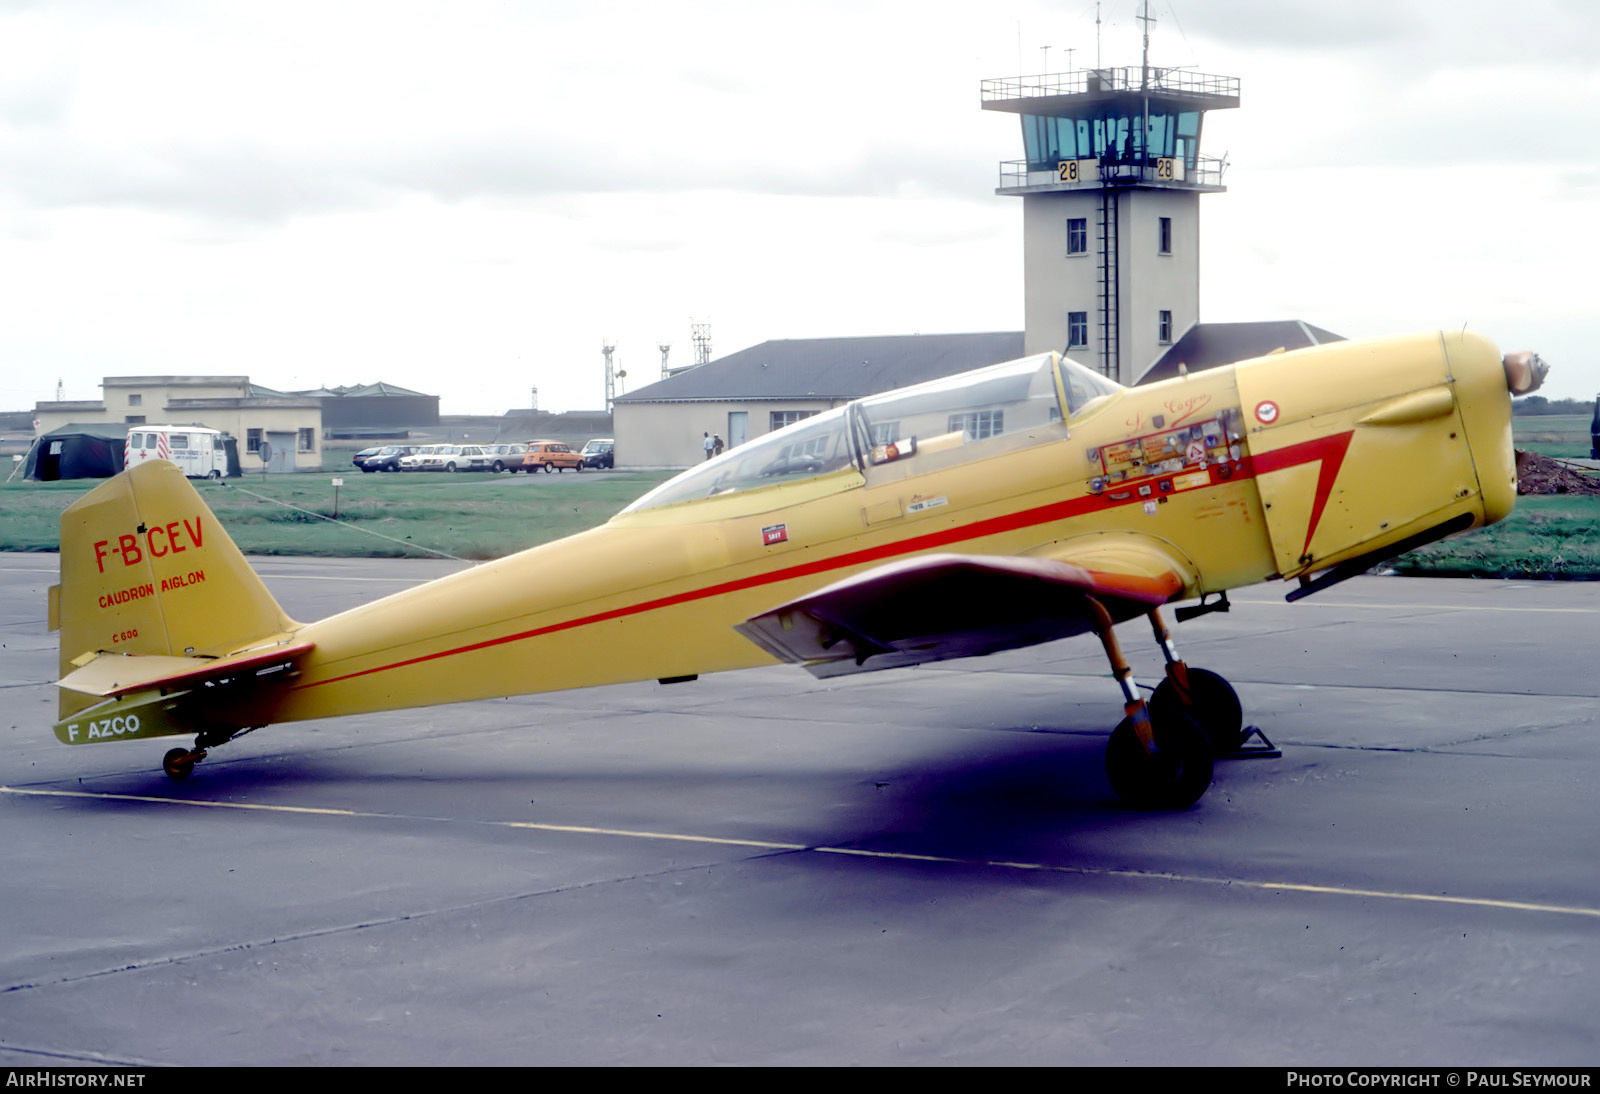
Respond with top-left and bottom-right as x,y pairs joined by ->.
53,460 -> 298,718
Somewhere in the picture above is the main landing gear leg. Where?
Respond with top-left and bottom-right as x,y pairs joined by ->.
1144,608 -> 1280,760
1087,598 -> 1213,809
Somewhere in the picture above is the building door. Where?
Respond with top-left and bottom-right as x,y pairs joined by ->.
727,411 -> 748,449
266,431 -> 295,473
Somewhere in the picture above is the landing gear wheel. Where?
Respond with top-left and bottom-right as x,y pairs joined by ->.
1150,669 -> 1245,756
163,748 -> 197,781
1105,709 -> 1214,809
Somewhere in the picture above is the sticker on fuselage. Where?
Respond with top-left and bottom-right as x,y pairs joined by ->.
1089,412 -> 1242,508
905,495 -> 948,514
761,523 -> 788,546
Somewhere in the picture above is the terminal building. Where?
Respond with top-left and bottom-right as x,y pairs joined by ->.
31,375 -> 444,473
32,376 -> 326,473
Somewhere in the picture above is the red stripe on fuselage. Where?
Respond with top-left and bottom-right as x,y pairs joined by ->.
295,436 -> 1347,691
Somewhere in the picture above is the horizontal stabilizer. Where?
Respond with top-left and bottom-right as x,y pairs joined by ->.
59,639 -> 315,698
736,552 -> 1182,678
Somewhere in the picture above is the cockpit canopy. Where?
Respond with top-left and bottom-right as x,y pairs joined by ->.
622,352 -> 1121,514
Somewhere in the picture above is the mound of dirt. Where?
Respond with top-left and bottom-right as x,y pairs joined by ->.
1515,449 -> 1600,496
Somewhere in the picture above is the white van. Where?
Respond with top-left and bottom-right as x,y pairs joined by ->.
124,425 -> 234,479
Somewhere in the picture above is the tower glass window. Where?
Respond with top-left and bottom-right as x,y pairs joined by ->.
1068,312 -> 1089,348
1067,218 -> 1088,255
1020,107 -> 1206,173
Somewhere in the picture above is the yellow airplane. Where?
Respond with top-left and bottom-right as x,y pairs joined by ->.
47,330 -> 1546,808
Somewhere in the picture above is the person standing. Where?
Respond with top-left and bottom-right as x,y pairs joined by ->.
712,434 -> 724,457
703,432 -> 714,461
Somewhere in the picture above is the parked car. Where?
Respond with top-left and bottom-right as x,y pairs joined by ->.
521,440 -> 584,473
471,443 -> 526,473
402,444 -> 482,472
360,445 -> 421,472
579,438 -> 615,470
351,446 -> 385,471
398,445 -> 442,471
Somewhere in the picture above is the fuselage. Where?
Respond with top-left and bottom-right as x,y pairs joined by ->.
253,330 -> 1516,726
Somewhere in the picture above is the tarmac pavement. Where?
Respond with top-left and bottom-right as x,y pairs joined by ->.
0,553 -> 1596,1066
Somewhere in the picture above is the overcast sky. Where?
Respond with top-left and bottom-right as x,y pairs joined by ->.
2,0 -> 1594,415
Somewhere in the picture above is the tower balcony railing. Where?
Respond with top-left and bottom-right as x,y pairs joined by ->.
998,155 -> 1229,192
982,67 -> 1239,103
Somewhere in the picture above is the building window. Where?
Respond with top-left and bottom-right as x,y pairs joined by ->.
298,428 -> 316,452
124,415 -> 145,424
1067,217 -> 1088,255
1159,310 -> 1173,344
127,393 -> 142,407
1068,311 -> 1088,348
770,410 -> 817,431
1158,217 -> 1172,255
949,410 -> 1003,441
247,428 -> 262,454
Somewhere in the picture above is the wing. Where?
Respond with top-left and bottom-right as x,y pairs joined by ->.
734,539 -> 1193,679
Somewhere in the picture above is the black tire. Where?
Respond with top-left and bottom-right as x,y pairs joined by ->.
445,463 -> 456,473
542,463 -> 552,474
1104,709 -> 1213,809
575,463 -> 583,472
208,469 -> 222,480
1149,668 -> 1245,755
492,461 -> 504,473
163,748 -> 196,781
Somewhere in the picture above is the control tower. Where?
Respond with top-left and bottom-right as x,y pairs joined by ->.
982,63 -> 1239,384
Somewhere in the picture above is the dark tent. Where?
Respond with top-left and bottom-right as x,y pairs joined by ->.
22,423 -> 128,481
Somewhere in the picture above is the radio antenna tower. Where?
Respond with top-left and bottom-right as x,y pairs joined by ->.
602,342 -> 617,413
691,322 -> 712,368
658,343 -> 671,380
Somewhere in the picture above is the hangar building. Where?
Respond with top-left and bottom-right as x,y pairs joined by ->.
613,332 -> 1024,469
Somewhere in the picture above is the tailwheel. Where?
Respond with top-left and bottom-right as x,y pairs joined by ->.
162,747 -> 205,781
1149,668 -> 1245,756
1104,708 -> 1213,810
